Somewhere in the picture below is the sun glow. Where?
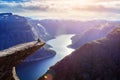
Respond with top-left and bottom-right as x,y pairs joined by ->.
47,0 -> 93,7
6,0 -> 119,21
69,0 -> 91,5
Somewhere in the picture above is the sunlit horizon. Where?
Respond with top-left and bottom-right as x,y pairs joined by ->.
0,0 -> 120,20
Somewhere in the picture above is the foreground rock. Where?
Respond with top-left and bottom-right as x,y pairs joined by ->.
39,27 -> 120,80
0,13 -> 56,62
0,41 -> 45,80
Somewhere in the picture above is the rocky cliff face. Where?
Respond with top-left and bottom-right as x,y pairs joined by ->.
0,41 -> 45,80
0,13 -> 56,62
40,27 -> 120,80
0,13 -> 34,50
27,19 -> 53,41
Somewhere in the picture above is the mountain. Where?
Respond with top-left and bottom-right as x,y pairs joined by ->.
37,19 -> 120,49
0,13 -> 34,50
39,19 -> 94,36
27,18 -> 54,41
40,27 -> 120,80
69,21 -> 120,48
0,13 -> 56,62
39,19 -> 120,36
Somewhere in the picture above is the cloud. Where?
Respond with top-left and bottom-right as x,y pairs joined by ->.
73,1 -> 120,14
74,5 -> 120,13
0,1 -> 50,12
0,0 -> 29,2
1,0 -> 120,13
0,0 -> 120,20
0,0 -> 70,13
94,0 -> 119,2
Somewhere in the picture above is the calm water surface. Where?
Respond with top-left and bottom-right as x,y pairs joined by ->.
16,34 -> 75,80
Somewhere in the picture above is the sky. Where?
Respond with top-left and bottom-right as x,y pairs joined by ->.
0,0 -> 120,20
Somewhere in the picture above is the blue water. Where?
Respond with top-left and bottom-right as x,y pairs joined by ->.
16,34 -> 75,80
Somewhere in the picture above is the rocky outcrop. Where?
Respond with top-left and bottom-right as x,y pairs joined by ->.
0,13 -> 56,62
39,27 -> 120,80
0,41 -> 45,80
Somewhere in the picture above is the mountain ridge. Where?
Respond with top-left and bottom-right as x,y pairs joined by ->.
40,27 -> 120,80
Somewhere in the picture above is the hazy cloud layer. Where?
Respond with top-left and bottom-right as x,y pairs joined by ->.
73,4 -> 120,13
0,1 -> 50,12
0,0 -> 29,2
0,0 -> 120,20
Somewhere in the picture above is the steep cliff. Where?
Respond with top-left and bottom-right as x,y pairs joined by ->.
0,13 -> 34,50
39,27 -> 120,80
0,13 -> 56,62
27,19 -> 53,41
0,41 -> 45,80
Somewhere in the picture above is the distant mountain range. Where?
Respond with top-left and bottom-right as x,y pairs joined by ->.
34,19 -> 120,49
39,19 -> 120,36
69,21 -> 120,48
